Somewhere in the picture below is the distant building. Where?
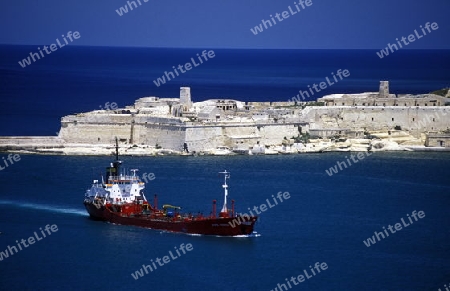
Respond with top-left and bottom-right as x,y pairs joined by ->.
425,133 -> 450,147
197,106 -> 221,121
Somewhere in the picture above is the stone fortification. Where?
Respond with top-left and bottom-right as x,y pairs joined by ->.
300,106 -> 449,137
57,87 -> 303,152
57,82 -> 450,152
318,81 -> 448,107
1,83 -> 449,155
59,110 -> 299,152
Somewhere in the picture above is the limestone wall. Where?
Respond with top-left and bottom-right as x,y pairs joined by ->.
183,123 -> 299,152
134,115 -> 184,125
301,106 -> 450,136
139,124 -> 186,150
319,93 -> 447,107
60,113 -> 186,145
0,136 -> 63,146
61,113 -> 132,124
60,113 -> 133,143
185,126 -> 225,151
60,123 -> 132,144
256,124 -> 299,144
425,133 -> 450,147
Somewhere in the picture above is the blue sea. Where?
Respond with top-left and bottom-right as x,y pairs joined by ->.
0,46 -> 450,290
0,46 -> 449,136
1,154 -> 450,290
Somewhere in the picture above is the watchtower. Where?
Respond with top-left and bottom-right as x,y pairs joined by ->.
379,81 -> 389,98
180,87 -> 192,111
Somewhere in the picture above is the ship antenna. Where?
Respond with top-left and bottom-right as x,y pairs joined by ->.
219,170 -> 230,215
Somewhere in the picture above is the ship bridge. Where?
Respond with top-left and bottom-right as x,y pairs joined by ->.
105,170 -> 145,203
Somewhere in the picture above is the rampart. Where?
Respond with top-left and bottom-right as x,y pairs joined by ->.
300,106 -> 450,137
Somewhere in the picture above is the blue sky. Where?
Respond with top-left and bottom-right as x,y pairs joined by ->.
1,0 -> 449,49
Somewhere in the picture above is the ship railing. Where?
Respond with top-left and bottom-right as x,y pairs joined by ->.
107,175 -> 141,183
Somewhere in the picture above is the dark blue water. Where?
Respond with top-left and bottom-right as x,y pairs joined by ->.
1,153 -> 449,290
1,46 -> 450,135
1,46 -> 450,290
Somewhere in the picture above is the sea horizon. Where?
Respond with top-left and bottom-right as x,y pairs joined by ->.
1,46 -> 449,136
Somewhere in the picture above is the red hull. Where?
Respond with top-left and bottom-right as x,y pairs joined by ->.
84,202 -> 257,236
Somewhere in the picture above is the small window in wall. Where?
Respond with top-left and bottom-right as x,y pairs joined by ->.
383,103 -> 386,106
433,118 -> 435,122
412,118 -> 415,121
342,103 -> 345,106
372,118 -> 374,121
392,118 -> 394,121
425,104 -> 427,106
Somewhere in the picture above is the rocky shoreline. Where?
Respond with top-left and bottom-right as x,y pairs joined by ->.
1,130 -> 449,157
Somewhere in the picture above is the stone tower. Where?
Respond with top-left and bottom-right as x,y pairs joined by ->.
180,87 -> 192,111
379,81 -> 389,98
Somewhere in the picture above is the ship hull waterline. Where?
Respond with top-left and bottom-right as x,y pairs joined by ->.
84,202 -> 257,237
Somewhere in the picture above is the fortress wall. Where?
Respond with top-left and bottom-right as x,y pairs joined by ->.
184,124 -> 300,151
0,137 -> 63,146
62,114 -> 133,124
222,126 -> 257,138
59,113 -> 186,147
258,124 -> 299,144
59,123 -> 132,144
60,122 -> 186,150
342,107 -> 449,131
302,107 -> 450,134
61,113 -> 183,126
323,95 -> 446,107
222,126 -> 259,149
185,126 -> 224,152
136,124 -> 185,150
134,115 -> 184,125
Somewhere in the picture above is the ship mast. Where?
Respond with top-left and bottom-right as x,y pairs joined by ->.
219,170 -> 230,217
115,137 -> 119,161
106,137 -> 122,183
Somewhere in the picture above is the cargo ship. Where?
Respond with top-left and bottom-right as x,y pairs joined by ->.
83,141 -> 257,236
